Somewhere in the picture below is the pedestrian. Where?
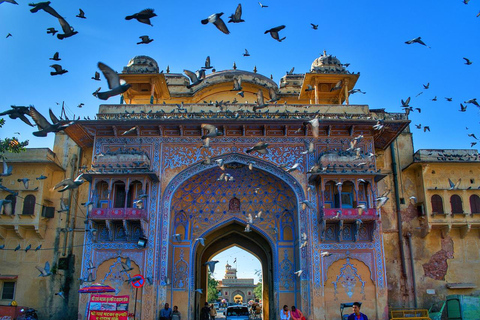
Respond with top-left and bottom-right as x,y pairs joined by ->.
172,305 -> 181,320
209,303 -> 217,320
160,303 -> 173,320
200,302 -> 210,320
348,302 -> 368,320
280,305 -> 291,320
290,306 -> 305,320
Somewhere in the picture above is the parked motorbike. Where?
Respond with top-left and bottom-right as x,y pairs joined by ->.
17,307 -> 39,320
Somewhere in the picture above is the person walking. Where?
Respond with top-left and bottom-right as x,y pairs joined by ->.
280,305 -> 291,320
160,303 -> 173,320
348,302 -> 368,320
290,306 -> 305,320
200,302 -> 210,320
172,305 -> 181,320
209,304 -> 217,320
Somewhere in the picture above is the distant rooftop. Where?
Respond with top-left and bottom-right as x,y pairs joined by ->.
413,149 -> 480,163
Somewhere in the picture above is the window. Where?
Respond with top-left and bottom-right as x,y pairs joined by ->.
22,194 -> 36,215
225,291 -> 228,295
470,195 -> 480,214
2,282 -> 15,300
127,181 -> 143,208
431,195 -> 444,214
450,195 -> 463,214
3,195 -> 16,215
113,181 -> 126,208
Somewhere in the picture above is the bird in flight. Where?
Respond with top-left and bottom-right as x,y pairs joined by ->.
1,0 -> 18,4
50,64 -> 67,76
243,49 -> 250,57
92,62 -> 131,100
311,23 -> 318,30
405,37 -> 430,48
76,8 -> 86,19
463,57 -> 473,65
202,56 -> 213,69
137,35 -> 154,45
228,4 -> 244,23
204,260 -> 219,273
46,27 -> 58,36
258,2 -> 268,8
125,9 -> 157,26
91,71 -> 100,81
265,25 -> 286,42
201,13 -> 230,34
50,52 -> 61,61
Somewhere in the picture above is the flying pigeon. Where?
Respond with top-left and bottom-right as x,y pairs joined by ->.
91,71 -> 100,81
267,87 -> 280,103
405,37 -> 430,48
76,8 -> 86,19
301,200 -> 314,210
463,57 -> 473,65
301,140 -> 314,154
202,56 -> 213,69
50,52 -> 61,61
17,178 -> 30,189
125,9 -> 157,26
253,90 -> 267,112
29,107 -> 73,137
195,238 -> 205,246
121,257 -> 134,272
55,291 -> 66,299
201,124 -> 222,139
50,64 -> 67,76
294,270 -> 303,277
243,49 -> 250,57
201,13 -> 230,34
6,33 -> 12,38
29,2 -> 62,18
304,117 -> 319,138
56,17 -> 78,39
1,0 -> 18,4
137,35 -> 153,45
195,288 -> 203,294
172,234 -> 182,242
121,126 -> 138,135
0,106 -> 34,127
228,4 -> 244,23
423,83 -> 429,89
92,62 -> 131,100
349,89 -> 366,94
311,23 -> 318,30
464,98 -> 479,107
246,141 -> 269,154
183,69 -> 205,88
46,27 -> 57,36
36,261 -> 52,277
321,252 -> 331,257
204,260 -> 219,273
265,25 -> 286,42
53,173 -> 84,192
330,80 -> 342,92
448,178 -> 461,190
258,2 -> 268,8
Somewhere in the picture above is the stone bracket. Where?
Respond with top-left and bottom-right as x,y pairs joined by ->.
14,225 -> 26,239
34,225 -> 46,239
460,224 -> 471,239
420,223 -> 432,238
122,220 -> 131,239
441,224 -> 452,239
105,220 -> 114,241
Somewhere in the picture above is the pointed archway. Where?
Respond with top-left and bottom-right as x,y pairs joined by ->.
194,221 -> 273,320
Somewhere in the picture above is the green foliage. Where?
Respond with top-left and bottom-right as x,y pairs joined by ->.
0,118 -> 29,155
254,269 -> 262,299
207,271 -> 219,302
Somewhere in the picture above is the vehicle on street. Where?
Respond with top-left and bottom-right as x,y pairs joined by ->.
224,306 -> 250,320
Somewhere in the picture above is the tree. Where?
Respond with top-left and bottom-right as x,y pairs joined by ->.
207,271 -> 219,302
0,118 -> 29,154
253,269 -> 262,299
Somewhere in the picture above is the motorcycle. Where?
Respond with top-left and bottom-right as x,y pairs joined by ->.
17,307 -> 39,320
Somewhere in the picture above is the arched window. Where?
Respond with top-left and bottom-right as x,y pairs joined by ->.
470,195 -> 480,214
22,194 -> 36,215
431,195 -> 444,214
112,181 -> 126,208
450,195 -> 463,214
127,181 -> 143,208
3,195 -> 16,215
341,181 -> 355,208
95,181 -> 109,208
324,181 -> 338,208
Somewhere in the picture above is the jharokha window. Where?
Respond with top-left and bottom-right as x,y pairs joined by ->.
431,195 -> 444,214
469,195 -> 480,214
450,195 -> 463,214
22,194 -> 36,215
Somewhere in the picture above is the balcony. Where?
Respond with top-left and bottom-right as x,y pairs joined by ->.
323,208 -> 377,220
89,208 -> 148,221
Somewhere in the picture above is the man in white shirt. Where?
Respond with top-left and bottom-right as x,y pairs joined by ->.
280,305 -> 291,320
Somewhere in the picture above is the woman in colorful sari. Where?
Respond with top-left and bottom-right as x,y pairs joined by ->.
290,306 -> 304,320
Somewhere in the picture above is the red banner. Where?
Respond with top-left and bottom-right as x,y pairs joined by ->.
89,295 -> 129,320
89,310 -> 128,320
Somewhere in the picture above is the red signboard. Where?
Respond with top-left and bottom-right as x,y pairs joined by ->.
89,295 -> 129,320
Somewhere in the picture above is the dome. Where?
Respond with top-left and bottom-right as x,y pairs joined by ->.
123,55 -> 159,74
310,51 -> 348,74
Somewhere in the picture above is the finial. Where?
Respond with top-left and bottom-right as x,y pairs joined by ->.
166,65 -> 170,73
270,74 -> 273,80
323,50 -> 327,56
233,62 -> 237,70
253,66 -> 257,73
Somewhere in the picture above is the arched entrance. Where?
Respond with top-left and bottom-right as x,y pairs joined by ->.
194,221 -> 274,319
163,153 -> 307,320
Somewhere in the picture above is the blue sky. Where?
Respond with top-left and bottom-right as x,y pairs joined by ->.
1,0 -> 479,150
211,246 -> 262,283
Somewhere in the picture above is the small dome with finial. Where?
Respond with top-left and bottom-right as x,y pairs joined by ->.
311,51 -> 348,74
123,55 -> 159,74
